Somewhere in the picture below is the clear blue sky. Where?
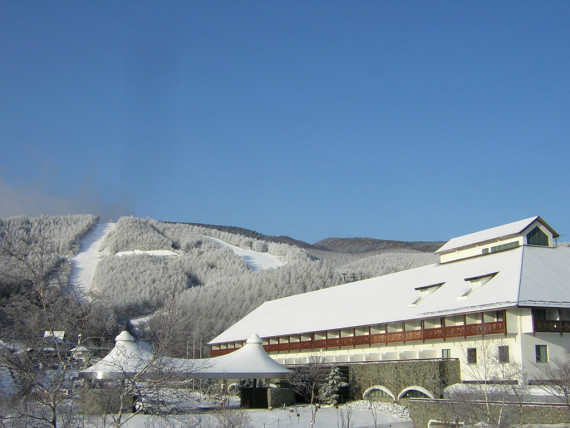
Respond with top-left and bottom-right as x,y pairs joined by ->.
1,1 -> 569,243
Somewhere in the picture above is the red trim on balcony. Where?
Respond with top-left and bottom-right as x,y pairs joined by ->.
210,316 -> 508,356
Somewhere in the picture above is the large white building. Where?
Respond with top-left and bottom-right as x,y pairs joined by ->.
210,216 -> 570,385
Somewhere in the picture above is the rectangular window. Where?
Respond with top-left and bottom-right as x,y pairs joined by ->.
536,345 -> 548,363
467,348 -> 477,364
442,349 -> 451,359
496,311 -> 504,322
490,241 -> 519,253
498,346 -> 509,364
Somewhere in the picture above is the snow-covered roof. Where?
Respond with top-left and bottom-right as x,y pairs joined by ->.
436,216 -> 558,254
199,334 -> 292,379
43,331 -> 66,344
80,332 -> 290,380
209,245 -> 570,344
70,345 -> 90,353
80,331 -> 154,378
44,331 -> 65,340
519,245 -> 570,306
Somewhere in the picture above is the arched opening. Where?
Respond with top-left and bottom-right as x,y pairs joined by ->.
398,386 -> 434,400
362,385 -> 396,402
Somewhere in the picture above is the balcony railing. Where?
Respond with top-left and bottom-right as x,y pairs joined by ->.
211,320 -> 507,356
534,320 -> 570,333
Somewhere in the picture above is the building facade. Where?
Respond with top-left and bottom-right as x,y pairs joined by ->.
210,216 -> 570,398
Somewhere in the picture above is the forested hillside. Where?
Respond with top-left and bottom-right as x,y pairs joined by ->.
314,237 -> 444,253
0,215 -> 440,356
0,214 -> 118,347
0,215 -> 98,296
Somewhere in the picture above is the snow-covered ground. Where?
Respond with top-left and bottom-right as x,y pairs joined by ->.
117,400 -> 413,428
116,249 -> 179,257
70,222 -> 116,293
209,237 -> 284,271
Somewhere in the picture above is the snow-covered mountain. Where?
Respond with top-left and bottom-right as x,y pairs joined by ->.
0,214 -> 438,353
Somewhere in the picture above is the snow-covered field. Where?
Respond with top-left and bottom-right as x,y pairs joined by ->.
70,222 -> 116,293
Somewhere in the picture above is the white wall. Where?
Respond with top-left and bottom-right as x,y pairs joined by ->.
440,237 -> 524,264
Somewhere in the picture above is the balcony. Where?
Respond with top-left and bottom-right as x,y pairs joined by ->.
211,320 -> 507,356
534,320 -> 570,333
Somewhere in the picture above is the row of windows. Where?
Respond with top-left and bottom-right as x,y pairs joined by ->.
465,346 -> 509,364
479,227 -> 550,256
459,345 -> 549,365
482,241 -> 519,255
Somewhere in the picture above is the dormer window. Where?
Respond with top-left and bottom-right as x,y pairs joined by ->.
410,283 -> 444,306
527,226 -> 549,246
461,273 -> 498,297
436,216 -> 558,264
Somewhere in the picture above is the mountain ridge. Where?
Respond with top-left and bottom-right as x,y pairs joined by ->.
161,220 -> 444,254
314,237 -> 444,254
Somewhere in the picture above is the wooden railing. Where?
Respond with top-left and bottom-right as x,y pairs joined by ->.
534,320 -> 570,333
210,320 -> 507,357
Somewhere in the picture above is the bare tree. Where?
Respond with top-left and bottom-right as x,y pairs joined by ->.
0,228 -> 86,427
288,354 -> 326,427
84,296 -> 204,428
199,405 -> 252,428
534,352 -> 570,410
336,406 -> 354,428
0,223 -> 119,427
445,340 -> 527,427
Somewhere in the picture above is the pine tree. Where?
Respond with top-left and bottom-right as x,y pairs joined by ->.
320,366 -> 349,405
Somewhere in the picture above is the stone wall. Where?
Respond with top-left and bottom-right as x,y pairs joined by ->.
239,387 -> 269,409
409,398 -> 570,428
267,388 -> 296,408
348,359 -> 461,401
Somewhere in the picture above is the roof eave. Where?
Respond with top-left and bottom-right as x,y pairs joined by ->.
435,232 -> 523,255
520,216 -> 559,238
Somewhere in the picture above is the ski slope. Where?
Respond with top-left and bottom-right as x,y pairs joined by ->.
208,237 -> 284,271
70,222 -> 116,293
70,224 -> 284,294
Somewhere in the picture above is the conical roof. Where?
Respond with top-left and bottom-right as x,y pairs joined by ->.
80,332 -> 290,380
81,331 -> 154,379
194,334 -> 291,379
